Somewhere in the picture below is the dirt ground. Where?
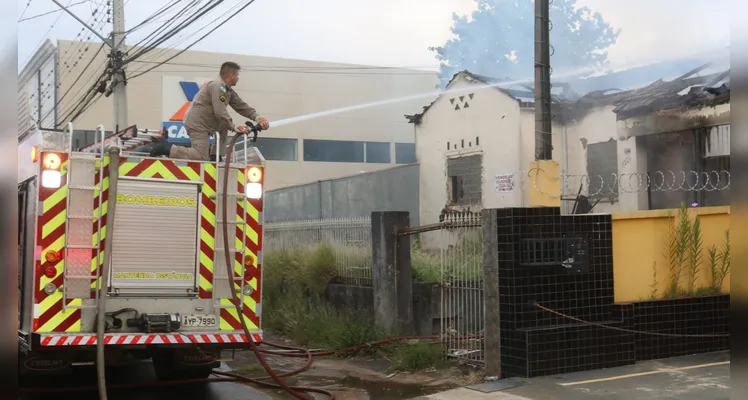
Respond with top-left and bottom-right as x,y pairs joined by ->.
224,333 -> 483,399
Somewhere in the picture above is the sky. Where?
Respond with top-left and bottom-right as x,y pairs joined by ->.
17,0 -> 731,74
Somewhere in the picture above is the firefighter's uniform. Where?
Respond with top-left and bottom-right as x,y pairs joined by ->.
154,77 -> 259,161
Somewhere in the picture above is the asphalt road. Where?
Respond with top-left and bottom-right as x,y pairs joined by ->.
19,361 -> 272,400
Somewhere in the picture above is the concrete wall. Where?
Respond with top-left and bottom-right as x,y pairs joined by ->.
265,164 -> 420,226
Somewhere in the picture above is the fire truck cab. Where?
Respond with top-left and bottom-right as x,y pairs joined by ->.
18,123 -> 265,380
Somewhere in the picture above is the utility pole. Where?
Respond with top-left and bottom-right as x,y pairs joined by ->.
110,0 -> 128,133
534,0 -> 552,160
52,0 -> 128,132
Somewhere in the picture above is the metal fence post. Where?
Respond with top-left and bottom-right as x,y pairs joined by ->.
371,211 -> 413,335
482,208 -> 501,378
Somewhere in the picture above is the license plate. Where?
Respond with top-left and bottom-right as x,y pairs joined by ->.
181,314 -> 217,328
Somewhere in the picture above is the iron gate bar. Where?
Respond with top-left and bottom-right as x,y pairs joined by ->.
397,221 -> 482,236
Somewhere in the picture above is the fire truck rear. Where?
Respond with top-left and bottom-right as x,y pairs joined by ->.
18,124 -> 265,380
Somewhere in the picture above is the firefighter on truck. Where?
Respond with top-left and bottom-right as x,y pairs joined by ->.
149,61 -> 271,160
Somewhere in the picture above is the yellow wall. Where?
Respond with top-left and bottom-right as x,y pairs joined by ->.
612,206 -> 731,302
527,160 -> 561,207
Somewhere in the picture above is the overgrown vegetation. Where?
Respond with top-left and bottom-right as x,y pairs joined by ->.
261,243 -> 452,371
661,202 -> 731,299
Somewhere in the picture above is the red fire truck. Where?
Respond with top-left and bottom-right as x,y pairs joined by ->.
18,123 -> 265,380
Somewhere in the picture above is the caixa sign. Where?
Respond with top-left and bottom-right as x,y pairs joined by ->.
161,122 -> 214,144
23,356 -> 70,372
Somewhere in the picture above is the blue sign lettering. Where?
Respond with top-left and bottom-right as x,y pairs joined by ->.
161,122 -> 214,143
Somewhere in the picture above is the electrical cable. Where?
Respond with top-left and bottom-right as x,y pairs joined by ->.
127,0 -> 258,80
129,0 -> 225,61
18,0 -> 32,21
125,0 -> 246,73
57,71 -> 108,125
20,0 -> 75,67
124,0 -> 182,34
40,42 -> 107,124
19,0 -> 88,22
125,0 -> 225,64
126,0 -> 203,52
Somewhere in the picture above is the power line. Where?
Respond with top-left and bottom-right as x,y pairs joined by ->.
41,42 -> 107,123
127,0 -> 203,51
125,0 -> 246,73
125,0 -> 227,64
129,0 -> 270,80
19,0 -> 89,22
18,0 -> 32,22
131,68 -> 439,76
21,0 -> 75,68
128,59 -> 440,72
54,0 -> 192,127
124,0 -> 181,34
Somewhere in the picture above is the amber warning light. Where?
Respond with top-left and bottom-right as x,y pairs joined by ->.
42,153 -> 61,170
247,167 -> 262,183
41,153 -> 63,189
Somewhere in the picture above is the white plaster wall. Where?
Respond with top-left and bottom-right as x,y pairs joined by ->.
563,106 -> 620,213
415,75 -> 524,229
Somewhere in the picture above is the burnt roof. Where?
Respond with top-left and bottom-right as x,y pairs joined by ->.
405,70 -> 566,125
407,64 -> 731,125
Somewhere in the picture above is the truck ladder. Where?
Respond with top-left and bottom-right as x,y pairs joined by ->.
62,124 -> 107,310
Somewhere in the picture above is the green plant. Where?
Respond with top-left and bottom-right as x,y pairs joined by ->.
649,261 -> 658,299
710,229 -> 731,293
390,341 -> 446,372
687,216 -> 703,294
661,204 -> 730,299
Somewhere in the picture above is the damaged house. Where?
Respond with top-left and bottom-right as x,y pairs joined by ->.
406,61 -> 730,230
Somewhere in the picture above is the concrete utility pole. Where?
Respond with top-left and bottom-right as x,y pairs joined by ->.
52,0 -> 128,131
111,0 -> 128,132
534,0 -> 552,160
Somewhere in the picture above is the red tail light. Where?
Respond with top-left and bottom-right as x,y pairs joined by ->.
43,266 -> 56,278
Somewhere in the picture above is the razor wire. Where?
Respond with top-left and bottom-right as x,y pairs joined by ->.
516,168 -> 731,200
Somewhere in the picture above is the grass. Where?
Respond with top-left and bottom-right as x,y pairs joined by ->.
261,242 -> 452,371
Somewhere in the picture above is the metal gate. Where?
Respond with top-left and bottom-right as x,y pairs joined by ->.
399,212 -> 485,364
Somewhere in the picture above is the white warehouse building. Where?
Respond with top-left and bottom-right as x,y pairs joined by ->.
18,39 -> 438,190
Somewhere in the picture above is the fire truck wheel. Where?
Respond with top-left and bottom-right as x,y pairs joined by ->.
152,351 -> 213,381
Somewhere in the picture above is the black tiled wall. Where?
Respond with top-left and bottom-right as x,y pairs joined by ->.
490,207 -> 730,378
524,322 -> 634,377
495,207 -> 620,377
616,295 -> 730,361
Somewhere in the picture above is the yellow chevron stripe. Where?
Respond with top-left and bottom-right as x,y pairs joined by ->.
37,297 -> 82,333
91,168 -> 109,290
181,165 -> 201,182
118,160 -> 137,176
203,164 -> 217,198
41,209 -> 66,239
238,200 -> 260,226
219,299 -> 259,331
43,186 -> 68,215
199,163 -> 216,296
140,160 -> 161,178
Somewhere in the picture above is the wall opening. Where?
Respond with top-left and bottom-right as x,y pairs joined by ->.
446,154 -> 482,206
